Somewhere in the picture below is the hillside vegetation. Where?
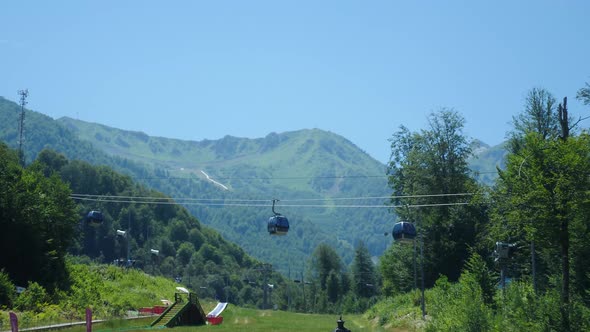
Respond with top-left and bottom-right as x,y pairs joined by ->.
2,83 -> 590,330
0,142 -> 288,313
0,97 -> 509,274
57,116 -> 394,271
0,96 -> 396,274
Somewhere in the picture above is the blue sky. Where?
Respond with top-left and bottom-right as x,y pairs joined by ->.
1,1 -> 589,163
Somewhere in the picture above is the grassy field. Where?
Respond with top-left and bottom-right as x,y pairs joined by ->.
56,304 -> 410,332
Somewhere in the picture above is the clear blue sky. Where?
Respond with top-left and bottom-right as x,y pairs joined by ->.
1,1 -> 589,163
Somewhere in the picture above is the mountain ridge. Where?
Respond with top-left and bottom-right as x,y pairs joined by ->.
0,96 -> 506,273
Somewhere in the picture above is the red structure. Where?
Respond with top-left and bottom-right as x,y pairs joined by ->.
207,316 -> 224,325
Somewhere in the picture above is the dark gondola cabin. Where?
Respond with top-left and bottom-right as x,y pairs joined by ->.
268,215 -> 289,235
86,210 -> 104,225
392,221 -> 416,243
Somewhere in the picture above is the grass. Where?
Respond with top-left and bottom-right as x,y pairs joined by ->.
54,304 -> 408,332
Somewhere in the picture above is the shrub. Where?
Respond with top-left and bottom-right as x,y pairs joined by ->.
14,282 -> 50,313
426,273 -> 492,332
0,270 -> 15,308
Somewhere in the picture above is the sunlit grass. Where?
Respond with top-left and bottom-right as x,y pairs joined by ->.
57,305 -> 402,332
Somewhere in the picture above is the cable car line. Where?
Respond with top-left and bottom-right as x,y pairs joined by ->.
70,195 -> 472,209
70,192 -> 474,203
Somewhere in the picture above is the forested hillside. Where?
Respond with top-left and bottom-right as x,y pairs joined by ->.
0,141 -> 289,310
0,96 -> 395,274
57,117 -> 394,271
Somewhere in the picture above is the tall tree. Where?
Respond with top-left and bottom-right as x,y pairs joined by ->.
351,241 -> 376,298
509,88 -> 559,147
379,243 -> 414,296
0,143 -> 78,290
310,243 -> 344,303
492,88 -> 590,331
387,109 -> 486,287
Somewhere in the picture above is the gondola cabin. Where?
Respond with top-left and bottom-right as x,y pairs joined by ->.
86,210 -> 104,225
268,215 -> 289,236
392,221 -> 416,243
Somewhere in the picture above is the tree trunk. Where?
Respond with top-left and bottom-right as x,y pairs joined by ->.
558,97 -> 570,331
561,217 -> 570,331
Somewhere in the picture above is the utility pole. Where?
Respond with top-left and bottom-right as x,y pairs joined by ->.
557,96 -> 571,332
17,89 -> 28,166
127,209 -> 131,265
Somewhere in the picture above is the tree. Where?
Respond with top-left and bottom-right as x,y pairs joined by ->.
176,242 -> 195,265
36,149 -> 68,177
387,109 -> 486,287
0,269 -> 15,307
577,82 -> 590,105
380,243 -> 414,296
0,143 -> 78,291
509,88 -> 559,148
351,241 -> 376,298
492,88 -> 590,331
310,243 -> 343,290
310,243 -> 346,306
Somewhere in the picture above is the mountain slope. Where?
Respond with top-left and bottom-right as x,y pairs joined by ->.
57,116 -> 393,272
58,116 -> 386,193
0,97 -> 392,274
0,96 -> 508,275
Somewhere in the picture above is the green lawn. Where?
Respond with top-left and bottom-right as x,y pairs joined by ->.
57,305 -> 409,332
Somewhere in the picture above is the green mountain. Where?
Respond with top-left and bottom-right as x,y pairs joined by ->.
0,96 -> 507,276
0,96 -> 393,274
0,140 -> 280,309
55,116 -> 394,272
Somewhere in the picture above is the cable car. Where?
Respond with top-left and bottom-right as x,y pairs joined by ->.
86,210 -> 104,225
268,199 -> 289,236
392,221 -> 416,243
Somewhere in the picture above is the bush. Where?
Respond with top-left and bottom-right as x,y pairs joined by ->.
0,270 -> 15,308
426,273 -> 492,332
14,282 -> 49,313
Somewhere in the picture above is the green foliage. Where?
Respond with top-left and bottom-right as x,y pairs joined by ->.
310,243 -> 343,291
367,273 -> 590,331
492,129 -> 590,298
578,82 -> 590,105
426,273 -> 492,332
352,241 -> 377,299
176,242 -> 195,265
379,242 -> 414,296
464,251 -> 497,305
14,282 -> 50,313
364,289 -> 423,330
387,109 -> 488,287
0,270 -> 15,308
0,143 -> 79,291
509,87 -> 559,148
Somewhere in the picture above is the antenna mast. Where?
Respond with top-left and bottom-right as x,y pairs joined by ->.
17,89 -> 28,166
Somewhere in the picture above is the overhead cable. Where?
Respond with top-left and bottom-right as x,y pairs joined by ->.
71,196 -> 472,209
70,192 -> 474,203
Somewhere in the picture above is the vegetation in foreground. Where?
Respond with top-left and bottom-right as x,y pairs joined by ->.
368,253 -> 590,331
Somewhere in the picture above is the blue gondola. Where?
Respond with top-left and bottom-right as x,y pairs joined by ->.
268,199 -> 289,236
86,210 -> 104,225
392,221 -> 416,242
268,215 -> 290,235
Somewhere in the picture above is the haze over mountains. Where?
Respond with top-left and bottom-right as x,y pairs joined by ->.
0,96 -> 506,273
